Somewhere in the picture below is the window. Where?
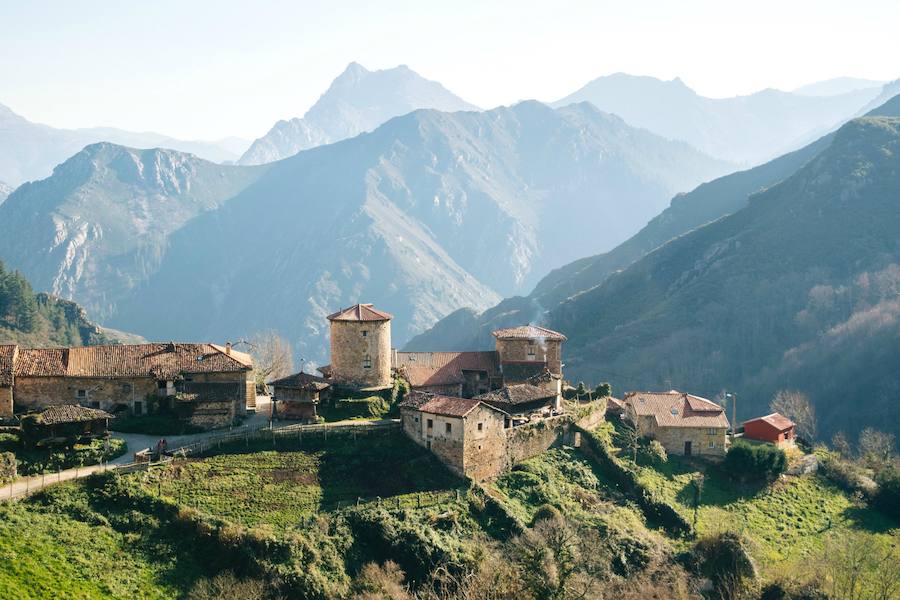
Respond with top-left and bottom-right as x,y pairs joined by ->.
707,428 -> 717,435
445,422 -> 452,434
427,419 -> 433,429
414,416 -> 419,423
708,441 -> 716,449
90,401 -> 100,409
363,354 -> 372,369
528,344 -> 536,357
76,389 -> 87,399
157,380 -> 167,390
362,330 -> 368,337
670,407 -> 678,416
121,383 -> 132,392
477,422 -> 483,431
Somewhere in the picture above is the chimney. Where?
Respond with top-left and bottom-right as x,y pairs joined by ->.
225,342 -> 232,355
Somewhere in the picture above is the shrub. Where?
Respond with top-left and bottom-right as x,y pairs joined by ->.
646,440 -> 668,464
0,451 -> 15,483
723,441 -> 787,482
593,382 -> 612,398
873,464 -> 900,520
819,454 -> 876,499
693,531 -> 757,598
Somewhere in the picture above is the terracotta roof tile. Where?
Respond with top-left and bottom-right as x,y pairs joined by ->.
394,351 -> 500,387
418,395 -> 483,418
12,343 -> 251,379
625,390 -> 729,429
327,303 -> 393,322
491,325 -> 567,341
33,404 -> 114,425
271,371 -> 331,391
744,412 -> 795,431
475,383 -> 556,410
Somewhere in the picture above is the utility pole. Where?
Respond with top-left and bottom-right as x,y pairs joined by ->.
725,392 -> 737,441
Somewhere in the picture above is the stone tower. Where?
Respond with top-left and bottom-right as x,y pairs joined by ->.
492,325 -> 567,383
327,303 -> 393,390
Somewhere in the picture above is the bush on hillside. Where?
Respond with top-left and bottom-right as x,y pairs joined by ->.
593,382 -> 612,398
723,441 -> 787,482
874,464 -> 900,520
819,454 -> 876,499
692,531 -> 757,599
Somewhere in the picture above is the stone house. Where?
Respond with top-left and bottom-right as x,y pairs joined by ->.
271,371 -> 331,422
743,413 -> 796,447
326,304 -> 393,390
401,390 -> 607,481
624,390 -> 729,457
2,342 -> 253,427
400,391 -> 511,481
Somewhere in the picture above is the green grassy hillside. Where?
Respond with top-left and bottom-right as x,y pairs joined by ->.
1,427 -> 896,599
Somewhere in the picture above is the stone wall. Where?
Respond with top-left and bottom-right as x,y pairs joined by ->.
13,376 -> 158,414
496,338 -> 562,374
0,387 -> 12,418
462,404 -> 508,481
649,424 -> 727,457
330,319 -> 392,389
186,400 -> 235,429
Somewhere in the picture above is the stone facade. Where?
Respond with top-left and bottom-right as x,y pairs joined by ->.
495,338 -> 563,376
274,387 -> 321,421
632,413 -> 727,457
330,319 -> 392,389
13,376 -> 158,414
0,387 -> 12,418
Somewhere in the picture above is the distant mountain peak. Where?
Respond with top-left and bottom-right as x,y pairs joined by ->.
239,62 -> 478,165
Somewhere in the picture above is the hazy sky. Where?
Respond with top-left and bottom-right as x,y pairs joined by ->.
1,0 -> 898,141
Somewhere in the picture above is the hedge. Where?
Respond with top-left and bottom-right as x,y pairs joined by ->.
574,425 -> 692,537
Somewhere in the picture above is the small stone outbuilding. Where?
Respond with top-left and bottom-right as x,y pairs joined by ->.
271,372 -> 331,422
21,404 -> 113,446
393,350 -> 501,397
624,390 -> 729,457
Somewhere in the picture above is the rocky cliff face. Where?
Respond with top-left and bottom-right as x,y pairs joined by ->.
0,143 -> 269,322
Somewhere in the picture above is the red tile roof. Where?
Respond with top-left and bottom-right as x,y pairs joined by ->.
491,325 -> 567,341
419,394 -> 482,418
327,303 -> 393,322
394,351 -> 500,387
12,343 -> 251,379
32,404 -> 114,425
475,383 -> 557,411
0,344 -> 17,387
625,390 -> 729,429
271,371 -> 331,391
401,391 -> 505,418
743,413 -> 795,431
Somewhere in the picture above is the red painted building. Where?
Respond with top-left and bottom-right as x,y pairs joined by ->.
742,413 -> 796,447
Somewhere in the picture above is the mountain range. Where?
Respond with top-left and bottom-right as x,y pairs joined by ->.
0,100 -> 729,364
238,62 -> 479,165
412,95 -> 900,439
0,102 -> 249,186
552,73 -> 882,165
792,76 -> 885,97
0,181 -> 11,205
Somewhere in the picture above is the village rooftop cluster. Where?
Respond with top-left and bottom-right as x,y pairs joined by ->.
0,303 -> 795,479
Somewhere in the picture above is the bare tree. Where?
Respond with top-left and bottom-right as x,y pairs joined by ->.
857,428 -> 896,470
770,390 -> 817,441
831,431 -> 852,458
248,330 -> 294,387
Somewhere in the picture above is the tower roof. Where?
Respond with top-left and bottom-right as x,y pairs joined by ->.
491,325 -> 567,341
326,303 -> 393,322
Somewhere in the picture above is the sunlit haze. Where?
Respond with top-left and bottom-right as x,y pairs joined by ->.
1,0 -> 898,140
